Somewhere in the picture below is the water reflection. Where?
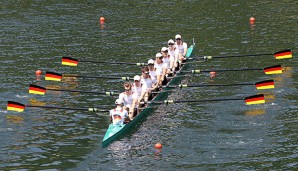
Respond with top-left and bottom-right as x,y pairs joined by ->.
245,108 -> 266,116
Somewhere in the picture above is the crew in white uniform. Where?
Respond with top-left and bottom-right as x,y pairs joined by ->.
174,34 -> 188,66
118,82 -> 138,119
161,47 -> 171,70
154,53 -> 168,85
109,99 -> 128,126
168,39 -> 178,71
147,59 -> 157,80
139,67 -> 157,103
131,75 -> 142,98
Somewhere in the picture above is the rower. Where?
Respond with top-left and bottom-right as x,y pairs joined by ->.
147,59 -> 157,80
168,39 -> 178,71
139,67 -> 157,103
161,46 -> 175,77
155,53 -> 168,86
118,82 -> 138,119
174,34 -> 188,68
161,47 -> 171,71
109,99 -> 129,126
132,75 -> 142,98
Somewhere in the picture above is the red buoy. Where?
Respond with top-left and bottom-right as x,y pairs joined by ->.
154,143 -> 162,149
100,17 -> 105,22
250,17 -> 255,24
210,71 -> 216,78
36,70 -> 42,76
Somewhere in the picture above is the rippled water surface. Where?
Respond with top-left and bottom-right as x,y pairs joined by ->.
0,0 -> 297,170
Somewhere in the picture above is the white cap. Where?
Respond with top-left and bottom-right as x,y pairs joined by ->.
168,39 -> 174,44
133,75 -> 141,81
115,99 -> 124,105
175,34 -> 182,39
156,53 -> 163,58
161,47 -> 168,52
148,59 -> 154,64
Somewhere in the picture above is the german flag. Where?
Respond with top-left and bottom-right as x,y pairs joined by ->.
45,71 -> 62,81
7,101 -> 25,112
244,94 -> 265,105
255,80 -> 275,90
29,84 -> 46,95
274,49 -> 292,59
264,65 -> 282,74
62,57 -> 79,66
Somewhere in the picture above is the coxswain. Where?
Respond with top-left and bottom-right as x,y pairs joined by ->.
109,99 -> 129,126
118,82 -> 138,119
174,34 -> 188,67
147,59 -> 157,80
168,39 -> 178,71
155,53 -> 168,86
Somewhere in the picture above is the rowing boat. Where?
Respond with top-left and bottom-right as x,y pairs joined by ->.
102,44 -> 195,147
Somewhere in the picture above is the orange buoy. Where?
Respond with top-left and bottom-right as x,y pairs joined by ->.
100,17 -> 105,22
210,71 -> 216,78
250,17 -> 255,24
154,143 -> 162,149
36,70 -> 42,76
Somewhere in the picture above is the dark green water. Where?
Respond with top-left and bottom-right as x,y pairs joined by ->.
0,0 -> 297,170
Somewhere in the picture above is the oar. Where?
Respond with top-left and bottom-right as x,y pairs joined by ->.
178,65 -> 283,75
7,101 -> 111,112
61,56 -> 147,67
141,94 -> 266,105
29,84 -> 120,96
165,80 -> 275,90
45,71 -> 133,82
191,49 -> 292,60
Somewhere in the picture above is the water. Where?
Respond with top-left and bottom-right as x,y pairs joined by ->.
1,0 -> 297,170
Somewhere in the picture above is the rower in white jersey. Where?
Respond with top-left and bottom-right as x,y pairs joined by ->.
155,53 -> 168,85
147,59 -> 157,80
161,47 -> 171,70
139,67 -> 157,103
109,99 -> 129,126
174,34 -> 188,67
131,75 -> 142,98
118,82 -> 138,119
168,39 -> 178,71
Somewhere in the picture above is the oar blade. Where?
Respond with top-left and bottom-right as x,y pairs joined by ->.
244,94 -> 265,105
264,65 -> 282,74
62,57 -> 79,66
29,84 -> 47,95
7,101 -> 26,112
255,80 -> 275,90
274,49 -> 292,59
45,71 -> 62,81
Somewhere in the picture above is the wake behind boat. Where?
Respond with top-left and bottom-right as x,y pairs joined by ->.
102,44 -> 195,147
